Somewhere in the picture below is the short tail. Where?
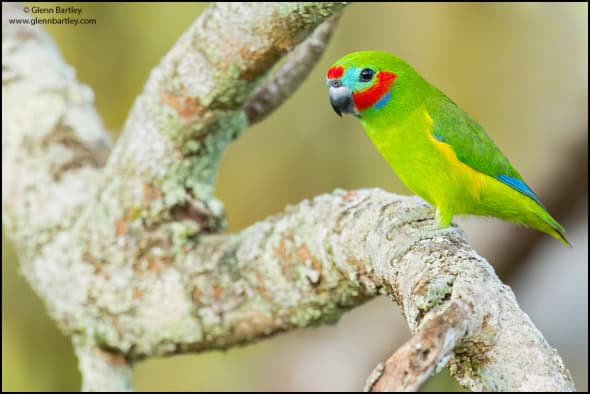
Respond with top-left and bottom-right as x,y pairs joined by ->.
478,175 -> 571,247
534,209 -> 571,247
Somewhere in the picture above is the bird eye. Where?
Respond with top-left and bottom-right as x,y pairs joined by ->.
359,68 -> 375,82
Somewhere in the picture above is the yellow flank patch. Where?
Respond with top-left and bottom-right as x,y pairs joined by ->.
424,110 -> 435,128
424,111 -> 484,203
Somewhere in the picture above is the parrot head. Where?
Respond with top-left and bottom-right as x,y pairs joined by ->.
327,51 -> 427,119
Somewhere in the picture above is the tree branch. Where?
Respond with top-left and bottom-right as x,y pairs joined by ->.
75,345 -> 133,392
2,3 -> 111,263
365,300 -> 470,392
244,13 -> 343,125
78,2 -> 349,247
2,2 -> 576,392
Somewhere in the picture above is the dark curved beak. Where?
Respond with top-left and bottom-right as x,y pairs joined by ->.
329,83 -> 355,117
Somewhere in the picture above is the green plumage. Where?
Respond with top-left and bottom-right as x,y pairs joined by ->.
427,97 -> 522,183
327,51 -> 569,246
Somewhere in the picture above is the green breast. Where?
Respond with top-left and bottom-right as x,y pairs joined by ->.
360,107 -> 481,212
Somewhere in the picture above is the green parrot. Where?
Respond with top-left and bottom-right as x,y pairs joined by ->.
326,51 -> 569,246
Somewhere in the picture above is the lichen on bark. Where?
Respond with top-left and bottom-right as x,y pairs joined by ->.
2,2 -> 575,392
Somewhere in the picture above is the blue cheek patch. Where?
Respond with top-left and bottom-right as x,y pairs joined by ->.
342,66 -> 359,89
374,92 -> 391,109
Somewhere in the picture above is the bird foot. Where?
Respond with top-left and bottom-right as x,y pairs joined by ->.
417,224 -> 460,241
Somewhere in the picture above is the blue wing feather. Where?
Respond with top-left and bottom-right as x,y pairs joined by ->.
426,95 -> 545,207
496,175 -> 543,206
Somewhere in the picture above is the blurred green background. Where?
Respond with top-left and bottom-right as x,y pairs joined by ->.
3,3 -> 587,391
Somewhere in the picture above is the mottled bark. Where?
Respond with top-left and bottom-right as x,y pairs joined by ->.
75,346 -> 133,392
365,301 -> 470,392
244,13 -> 343,125
2,2 -> 575,392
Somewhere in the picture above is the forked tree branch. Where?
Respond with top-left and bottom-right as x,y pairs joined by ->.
2,2 -> 576,392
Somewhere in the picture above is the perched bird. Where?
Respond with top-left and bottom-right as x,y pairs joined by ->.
326,51 -> 569,246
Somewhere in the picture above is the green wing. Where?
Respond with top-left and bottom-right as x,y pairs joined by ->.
425,94 -> 542,205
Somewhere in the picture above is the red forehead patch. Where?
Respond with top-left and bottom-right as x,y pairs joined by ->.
352,71 -> 397,111
327,66 -> 344,79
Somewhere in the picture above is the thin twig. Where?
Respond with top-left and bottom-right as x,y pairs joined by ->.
75,346 -> 133,392
365,301 -> 470,392
244,13 -> 343,125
